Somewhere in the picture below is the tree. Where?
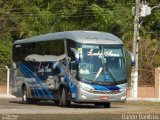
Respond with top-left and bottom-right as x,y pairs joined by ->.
0,0 -> 160,86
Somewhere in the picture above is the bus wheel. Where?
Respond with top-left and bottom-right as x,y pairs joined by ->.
60,88 -> 71,107
103,102 -> 111,108
95,103 -> 103,107
22,86 -> 31,104
54,100 -> 60,106
29,99 -> 38,104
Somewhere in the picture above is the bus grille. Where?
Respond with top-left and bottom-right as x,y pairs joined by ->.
88,90 -> 121,94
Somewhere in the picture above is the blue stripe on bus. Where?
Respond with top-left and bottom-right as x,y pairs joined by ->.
63,73 -> 120,93
19,64 -> 48,98
20,63 -> 53,98
18,65 -> 38,97
21,65 -> 44,97
64,76 -> 77,93
105,85 -> 120,91
23,65 -> 51,97
51,61 -> 62,74
90,84 -> 120,91
20,63 -> 51,98
20,64 -> 44,97
90,84 -> 110,91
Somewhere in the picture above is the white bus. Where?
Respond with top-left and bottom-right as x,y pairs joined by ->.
11,31 -> 135,108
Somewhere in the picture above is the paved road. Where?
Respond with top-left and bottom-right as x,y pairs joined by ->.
0,98 -> 159,114
0,98 -> 159,120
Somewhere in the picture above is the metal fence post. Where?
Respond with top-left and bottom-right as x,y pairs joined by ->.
5,66 -> 10,96
157,67 -> 160,98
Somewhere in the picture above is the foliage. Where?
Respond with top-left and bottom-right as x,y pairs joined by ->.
0,33 -> 12,67
0,0 -> 160,85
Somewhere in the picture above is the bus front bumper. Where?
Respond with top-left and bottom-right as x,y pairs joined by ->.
71,87 -> 127,103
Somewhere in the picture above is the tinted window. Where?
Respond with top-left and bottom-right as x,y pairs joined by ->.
13,43 -> 36,62
13,40 -> 65,62
66,39 -> 76,61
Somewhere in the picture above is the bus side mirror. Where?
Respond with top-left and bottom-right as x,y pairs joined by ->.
70,48 -> 80,63
127,51 -> 135,66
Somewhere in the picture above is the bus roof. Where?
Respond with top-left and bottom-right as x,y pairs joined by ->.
13,31 -> 123,45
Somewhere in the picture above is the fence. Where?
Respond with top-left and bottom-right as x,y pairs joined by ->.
127,68 -> 160,98
0,68 -> 7,94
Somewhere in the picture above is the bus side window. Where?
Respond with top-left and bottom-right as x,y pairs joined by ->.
56,40 -> 65,56
34,40 -> 65,56
13,44 -> 27,62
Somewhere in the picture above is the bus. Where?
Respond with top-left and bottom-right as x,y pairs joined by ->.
11,31 -> 135,108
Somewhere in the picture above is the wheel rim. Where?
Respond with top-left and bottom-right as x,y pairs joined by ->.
60,89 -> 65,106
23,89 -> 27,102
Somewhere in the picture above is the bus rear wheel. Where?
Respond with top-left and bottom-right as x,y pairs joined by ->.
22,86 -> 29,104
22,86 -> 36,104
60,88 -> 71,107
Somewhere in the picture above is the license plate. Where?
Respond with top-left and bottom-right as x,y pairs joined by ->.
100,96 -> 109,100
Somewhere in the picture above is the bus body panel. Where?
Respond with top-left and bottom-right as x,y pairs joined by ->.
11,31 -> 129,105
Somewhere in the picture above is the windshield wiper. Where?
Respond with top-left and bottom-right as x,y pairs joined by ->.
106,67 -> 117,85
101,46 -> 117,85
93,67 -> 103,82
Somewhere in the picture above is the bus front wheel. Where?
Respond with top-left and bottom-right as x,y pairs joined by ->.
103,102 -> 111,108
95,102 -> 111,108
60,87 -> 71,107
54,100 -> 60,106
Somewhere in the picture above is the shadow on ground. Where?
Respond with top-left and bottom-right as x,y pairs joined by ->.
9,100 -> 121,109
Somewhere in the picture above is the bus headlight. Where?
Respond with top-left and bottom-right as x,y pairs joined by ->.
119,87 -> 127,92
119,87 -> 126,91
78,82 -> 95,91
117,84 -> 127,92
121,95 -> 126,100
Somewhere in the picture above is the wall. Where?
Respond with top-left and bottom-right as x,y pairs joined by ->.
127,68 -> 160,98
127,87 -> 155,98
0,85 -> 6,94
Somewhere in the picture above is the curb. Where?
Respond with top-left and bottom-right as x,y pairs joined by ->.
127,97 -> 160,102
0,94 -> 16,98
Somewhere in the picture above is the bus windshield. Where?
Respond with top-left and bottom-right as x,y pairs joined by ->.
78,44 -> 127,85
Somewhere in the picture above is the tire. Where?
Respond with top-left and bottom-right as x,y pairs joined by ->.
60,87 -> 71,107
22,86 -> 28,104
103,102 -> 111,108
22,86 -> 34,104
95,102 -> 111,108
54,100 -> 60,106
95,103 -> 103,107
29,99 -> 38,104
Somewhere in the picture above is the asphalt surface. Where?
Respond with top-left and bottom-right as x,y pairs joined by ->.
0,98 -> 159,120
